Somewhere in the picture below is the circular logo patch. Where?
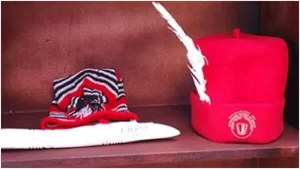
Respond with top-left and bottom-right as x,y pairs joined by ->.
228,110 -> 256,139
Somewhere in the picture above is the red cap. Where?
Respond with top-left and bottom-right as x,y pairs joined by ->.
233,28 -> 241,39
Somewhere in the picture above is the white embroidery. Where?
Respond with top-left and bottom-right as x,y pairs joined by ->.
228,110 -> 256,139
71,106 -> 93,119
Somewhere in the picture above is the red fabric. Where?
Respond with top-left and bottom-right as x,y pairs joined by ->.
42,68 -> 138,130
58,76 -> 124,111
40,111 -> 139,130
191,29 -> 288,143
191,90 -> 285,143
48,95 -> 129,115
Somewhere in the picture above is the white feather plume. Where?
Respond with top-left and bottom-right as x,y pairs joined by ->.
152,2 -> 211,104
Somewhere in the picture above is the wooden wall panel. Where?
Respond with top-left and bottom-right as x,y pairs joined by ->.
1,1 -> 260,113
260,1 -> 299,129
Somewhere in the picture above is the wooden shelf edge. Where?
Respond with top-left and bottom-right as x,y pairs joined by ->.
2,148 -> 299,168
1,105 -> 299,167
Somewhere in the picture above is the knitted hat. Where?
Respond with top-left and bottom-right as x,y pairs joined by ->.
40,68 -> 138,129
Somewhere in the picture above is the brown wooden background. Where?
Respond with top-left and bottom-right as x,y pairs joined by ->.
1,1 -> 298,168
1,1 -> 260,113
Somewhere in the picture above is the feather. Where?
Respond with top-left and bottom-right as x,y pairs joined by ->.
152,2 -> 211,104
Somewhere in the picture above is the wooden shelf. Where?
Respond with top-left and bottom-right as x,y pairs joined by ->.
1,105 -> 299,168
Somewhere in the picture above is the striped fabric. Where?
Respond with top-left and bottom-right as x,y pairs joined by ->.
48,68 -> 130,119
